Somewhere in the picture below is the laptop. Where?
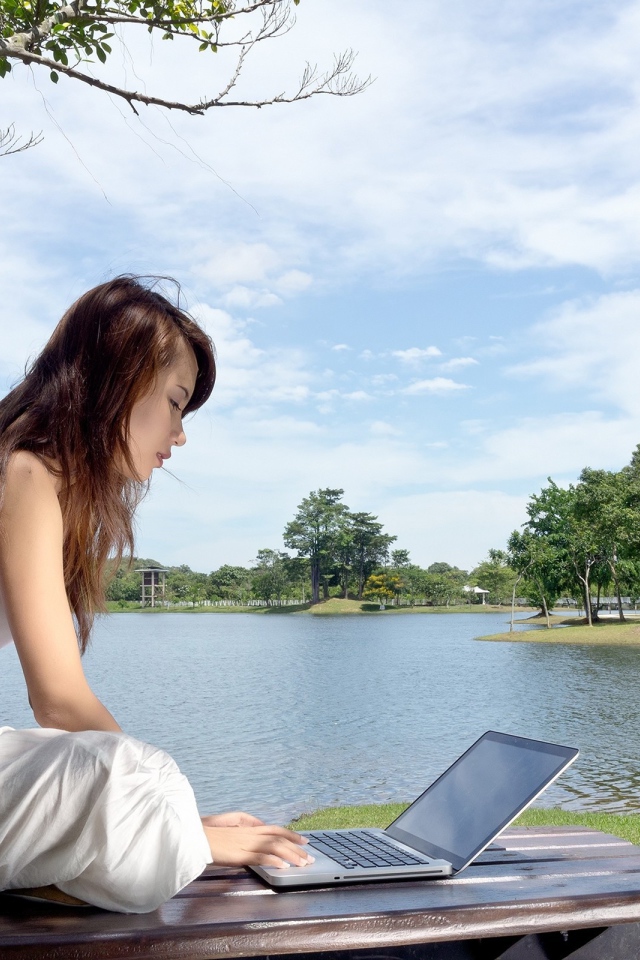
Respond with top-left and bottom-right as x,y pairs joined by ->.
251,730 -> 578,888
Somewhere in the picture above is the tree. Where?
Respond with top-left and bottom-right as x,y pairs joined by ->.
426,562 -> 467,584
390,549 -> 410,569
349,512 -> 395,600
283,488 -> 348,603
207,563 -> 251,601
166,569 -> 191,602
186,571 -> 208,606
421,571 -> 463,606
0,0 -> 369,119
282,554 -> 309,603
573,466 -> 640,622
250,548 -> 289,604
105,559 -> 141,602
524,480 -> 601,625
362,572 -> 401,608
469,551 -> 517,605
507,529 -> 563,627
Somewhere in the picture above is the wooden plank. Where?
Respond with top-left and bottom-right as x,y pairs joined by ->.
5,862 -> 640,955
1,828 -> 639,960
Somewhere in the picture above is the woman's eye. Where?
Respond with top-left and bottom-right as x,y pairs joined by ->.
170,399 -> 181,412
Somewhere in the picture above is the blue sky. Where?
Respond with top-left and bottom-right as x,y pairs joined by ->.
3,0 -> 640,573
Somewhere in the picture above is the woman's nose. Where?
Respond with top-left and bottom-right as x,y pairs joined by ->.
173,426 -> 187,447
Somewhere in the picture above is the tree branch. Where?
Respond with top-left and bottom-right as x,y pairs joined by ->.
0,123 -> 44,155
14,1 -> 291,48
0,40 -> 369,114
73,0 -> 288,35
5,0 -> 86,52
0,0 -> 371,115
2,0 -> 286,54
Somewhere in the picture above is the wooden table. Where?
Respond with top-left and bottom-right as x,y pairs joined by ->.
2,826 -> 640,960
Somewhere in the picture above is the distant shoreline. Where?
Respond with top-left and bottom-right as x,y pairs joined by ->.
106,599 -> 640,646
106,598 -> 538,617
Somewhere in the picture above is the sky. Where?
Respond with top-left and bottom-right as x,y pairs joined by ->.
3,0 -> 640,573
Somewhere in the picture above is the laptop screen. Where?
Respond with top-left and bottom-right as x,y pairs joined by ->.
386,731 -> 578,872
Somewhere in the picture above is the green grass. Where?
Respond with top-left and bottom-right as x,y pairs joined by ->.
479,618 -> 640,645
288,803 -> 640,845
298,599 -> 526,616
290,804 -> 408,830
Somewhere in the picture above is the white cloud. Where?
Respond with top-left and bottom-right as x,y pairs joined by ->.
370,421 -> 401,436
196,243 -> 280,287
0,249 -> 78,391
331,343 -> 351,352
392,347 -> 442,364
440,357 -> 479,371
195,304 -> 312,409
7,0 -> 640,577
8,0 -> 640,283
221,287 -> 282,309
274,270 -> 313,295
455,412 -> 639,484
509,289 -> 640,417
343,390 -> 372,401
380,490 -> 529,571
403,377 -> 469,396
460,419 -> 488,435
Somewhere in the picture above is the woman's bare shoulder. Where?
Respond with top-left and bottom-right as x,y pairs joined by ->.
4,451 -> 60,500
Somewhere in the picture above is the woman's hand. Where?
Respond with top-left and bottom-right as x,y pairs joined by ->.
201,812 -> 315,868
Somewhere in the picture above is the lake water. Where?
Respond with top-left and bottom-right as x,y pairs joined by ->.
2,611 -> 640,823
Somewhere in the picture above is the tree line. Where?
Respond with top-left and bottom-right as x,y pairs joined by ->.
106,488 -> 490,607
501,445 -> 640,625
107,458 -> 640,615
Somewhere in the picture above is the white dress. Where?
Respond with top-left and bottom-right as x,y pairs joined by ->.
0,611 -> 212,913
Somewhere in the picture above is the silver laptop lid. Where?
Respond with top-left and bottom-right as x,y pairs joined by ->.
386,731 -> 579,873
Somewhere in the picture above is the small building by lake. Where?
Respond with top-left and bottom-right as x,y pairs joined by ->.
137,567 -> 168,607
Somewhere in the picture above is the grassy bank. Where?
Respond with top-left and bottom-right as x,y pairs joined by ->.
289,803 -> 640,845
293,599 -> 532,616
106,598 -> 533,616
479,617 -> 640,645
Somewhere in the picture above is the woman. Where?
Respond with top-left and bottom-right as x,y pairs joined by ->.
0,277 -> 312,912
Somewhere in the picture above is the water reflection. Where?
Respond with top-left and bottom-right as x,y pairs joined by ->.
1,611 -> 639,822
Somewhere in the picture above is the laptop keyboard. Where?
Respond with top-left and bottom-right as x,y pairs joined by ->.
306,830 -> 432,870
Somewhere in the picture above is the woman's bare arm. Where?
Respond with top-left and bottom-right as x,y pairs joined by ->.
0,452 -> 313,867
0,451 -> 120,732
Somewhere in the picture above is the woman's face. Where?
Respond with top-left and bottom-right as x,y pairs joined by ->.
127,344 -> 198,481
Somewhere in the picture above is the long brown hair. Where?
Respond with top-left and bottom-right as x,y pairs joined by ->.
0,276 -> 216,652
